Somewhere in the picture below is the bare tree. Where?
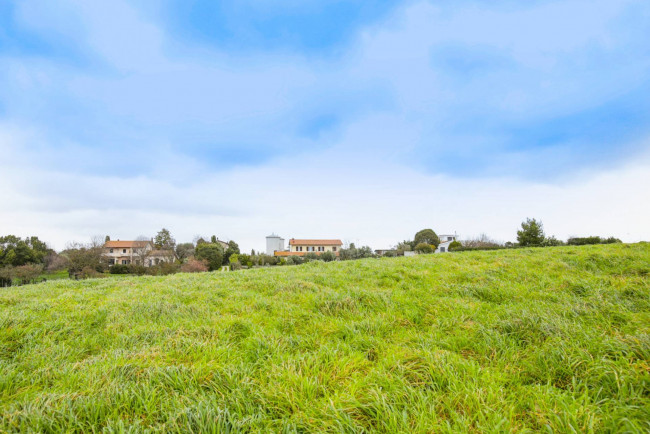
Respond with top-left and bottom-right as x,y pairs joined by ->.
461,233 -> 503,248
133,235 -> 152,266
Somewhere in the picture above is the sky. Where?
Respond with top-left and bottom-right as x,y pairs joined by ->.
1,0 -> 649,252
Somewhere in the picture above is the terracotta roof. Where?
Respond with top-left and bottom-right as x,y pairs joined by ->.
274,251 -> 339,257
288,239 -> 343,246
104,240 -> 152,248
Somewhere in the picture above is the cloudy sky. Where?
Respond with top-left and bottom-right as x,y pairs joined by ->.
1,0 -> 649,252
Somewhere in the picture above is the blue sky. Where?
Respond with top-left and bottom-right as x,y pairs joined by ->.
1,0 -> 649,249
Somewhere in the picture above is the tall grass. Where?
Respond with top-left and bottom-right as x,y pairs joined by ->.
0,243 -> 648,432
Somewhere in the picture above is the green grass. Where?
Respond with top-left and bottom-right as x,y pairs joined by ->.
0,244 -> 648,432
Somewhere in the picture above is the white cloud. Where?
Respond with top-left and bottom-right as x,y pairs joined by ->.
0,0 -> 649,250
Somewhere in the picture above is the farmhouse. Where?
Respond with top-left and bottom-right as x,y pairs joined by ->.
274,239 -> 343,257
103,240 -> 175,266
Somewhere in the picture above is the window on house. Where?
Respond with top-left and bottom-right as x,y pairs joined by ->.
122,249 -> 127,254
109,259 -> 115,265
318,246 -> 324,252
440,247 -> 446,252
448,237 -> 453,241
333,247 -> 337,252
110,248 -> 114,253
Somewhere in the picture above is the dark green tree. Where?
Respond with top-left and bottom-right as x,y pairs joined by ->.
223,241 -> 240,265
154,228 -> 176,250
517,218 -> 545,247
195,243 -> 224,271
414,229 -> 440,248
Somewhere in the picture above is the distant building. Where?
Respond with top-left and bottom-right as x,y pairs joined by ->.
266,234 -> 285,256
273,238 -> 343,257
103,240 -> 175,266
436,234 -> 458,253
375,249 -> 396,256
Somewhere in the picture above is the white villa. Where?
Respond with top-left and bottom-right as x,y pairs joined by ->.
436,234 -> 458,253
103,240 -> 175,266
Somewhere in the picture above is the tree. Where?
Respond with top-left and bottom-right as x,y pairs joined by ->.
44,252 -> 69,272
339,245 -> 375,260
414,229 -> 440,248
175,243 -> 195,262
15,264 -> 44,285
448,241 -> 462,251
132,236 -> 152,266
154,228 -> 176,250
64,241 -> 104,278
105,235 -> 110,242
517,218 -> 545,247
223,241 -> 240,265
461,233 -> 501,248
211,235 -> 218,244
414,243 -> 434,254
0,235 -> 51,267
195,243 -> 224,271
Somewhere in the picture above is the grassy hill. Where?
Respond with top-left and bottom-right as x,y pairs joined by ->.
1,244 -> 648,432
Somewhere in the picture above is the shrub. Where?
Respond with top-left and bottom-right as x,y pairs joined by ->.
146,262 -> 180,276
181,258 -> 208,273
109,264 -> 129,274
0,266 -> 14,287
304,252 -> 319,262
127,264 -> 147,275
238,254 -> 252,267
287,256 -> 304,265
14,264 -> 43,285
414,243 -> 434,254
320,251 -> 336,262
567,236 -> 622,246
448,241 -> 462,251
542,236 -> 564,247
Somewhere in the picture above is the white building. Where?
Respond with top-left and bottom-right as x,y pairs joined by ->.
436,234 -> 458,253
266,234 -> 285,256
103,240 -> 176,266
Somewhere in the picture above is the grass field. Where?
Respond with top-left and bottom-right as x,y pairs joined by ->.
0,244 -> 648,432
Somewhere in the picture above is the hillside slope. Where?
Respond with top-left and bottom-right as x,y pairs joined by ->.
1,244 -> 649,432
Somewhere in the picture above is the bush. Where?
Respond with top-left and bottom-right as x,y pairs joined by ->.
13,264 -> 43,285
567,236 -> 622,246
320,251 -> 336,262
287,256 -> 304,265
448,241 -> 462,251
127,264 -> 147,276
109,264 -> 129,274
304,252 -> 319,262
542,236 -> 564,247
79,267 -> 102,280
146,262 -> 180,276
0,266 -> 14,287
238,254 -> 252,268
339,246 -> 375,260
181,258 -> 208,273
414,243 -> 434,254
